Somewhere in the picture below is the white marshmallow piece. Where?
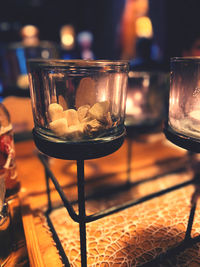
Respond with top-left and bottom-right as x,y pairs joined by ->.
88,101 -> 110,122
77,105 -> 90,122
65,124 -> 85,140
63,109 -> 80,126
49,118 -> 68,137
48,103 -> 63,121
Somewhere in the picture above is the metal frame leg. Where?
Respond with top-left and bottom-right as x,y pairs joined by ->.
77,159 -> 87,267
45,166 -> 52,212
39,153 -> 198,267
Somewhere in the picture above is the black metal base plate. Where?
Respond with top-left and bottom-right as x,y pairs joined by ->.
32,128 -> 125,160
164,123 -> 200,153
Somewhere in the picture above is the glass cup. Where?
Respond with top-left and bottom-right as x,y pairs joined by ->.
0,174 -> 11,265
169,57 -> 200,140
27,59 -> 129,159
125,71 -> 169,131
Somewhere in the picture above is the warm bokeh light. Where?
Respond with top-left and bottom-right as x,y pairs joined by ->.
17,74 -> 29,89
61,34 -> 74,47
60,25 -> 75,49
21,25 -> 39,38
136,16 -> 153,38
20,24 -> 39,46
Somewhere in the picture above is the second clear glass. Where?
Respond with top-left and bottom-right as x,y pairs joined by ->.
169,57 -> 200,140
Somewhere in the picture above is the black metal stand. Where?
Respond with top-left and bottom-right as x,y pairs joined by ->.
33,128 -> 126,267
77,159 -> 87,267
32,128 -> 125,160
33,124 -> 200,266
37,152 -> 197,267
164,123 -> 200,153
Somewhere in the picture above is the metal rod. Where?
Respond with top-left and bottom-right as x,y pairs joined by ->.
39,152 -> 194,224
184,203 -> 196,241
46,212 -> 70,266
38,153 -> 79,222
38,152 -> 197,267
85,179 -> 194,223
77,159 -> 87,267
45,167 -> 52,211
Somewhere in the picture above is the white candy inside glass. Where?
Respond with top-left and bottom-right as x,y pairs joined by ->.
48,101 -> 113,140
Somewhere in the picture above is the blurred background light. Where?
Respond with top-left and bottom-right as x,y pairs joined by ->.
60,25 -> 75,50
20,24 -> 39,46
136,16 -> 153,38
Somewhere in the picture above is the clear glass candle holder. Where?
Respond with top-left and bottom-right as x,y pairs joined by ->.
169,57 -> 200,140
125,71 -> 169,128
0,174 -> 11,265
27,59 -> 129,159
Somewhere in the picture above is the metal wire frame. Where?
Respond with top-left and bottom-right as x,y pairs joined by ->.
37,152 -> 199,267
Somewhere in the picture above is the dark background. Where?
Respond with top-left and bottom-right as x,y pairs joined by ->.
0,0 -> 200,68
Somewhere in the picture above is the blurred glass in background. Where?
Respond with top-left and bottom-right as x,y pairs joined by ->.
125,71 -> 169,136
0,24 -> 60,98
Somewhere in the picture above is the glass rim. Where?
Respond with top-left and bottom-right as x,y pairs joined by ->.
171,56 -> 200,62
128,70 -> 168,77
27,58 -> 129,68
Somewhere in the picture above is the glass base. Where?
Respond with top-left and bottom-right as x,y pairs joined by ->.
164,122 -> 200,153
32,128 -> 125,160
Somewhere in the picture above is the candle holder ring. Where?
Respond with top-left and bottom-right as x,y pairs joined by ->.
32,128 -> 125,160
164,122 -> 200,153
